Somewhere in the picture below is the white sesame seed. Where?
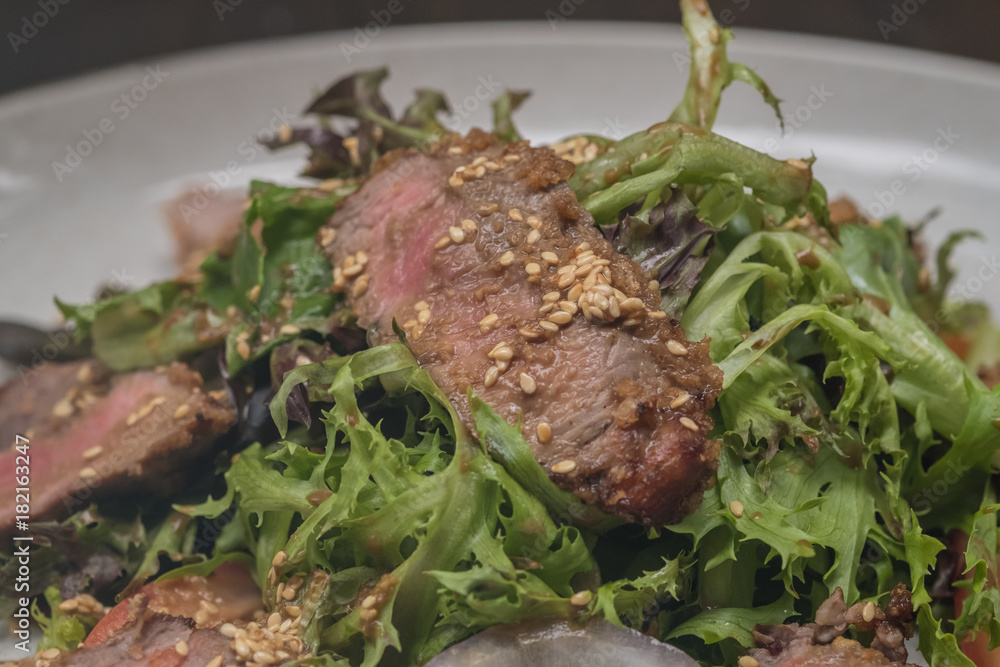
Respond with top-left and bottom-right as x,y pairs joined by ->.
525,263 -> 541,276
520,373 -> 538,395
608,297 -> 621,318
361,595 -> 378,610
543,291 -> 560,302
435,236 -> 451,250
172,404 -> 190,420
220,623 -> 238,638
526,230 -> 541,244
570,590 -> 592,606
282,586 -> 296,601
493,346 -> 513,362
537,422 -> 552,444
620,297 -> 644,312
648,310 -> 668,319
526,215 -> 542,229
40,648 -> 61,660
449,226 -> 466,244
559,301 -> 579,315
548,311 -> 572,325
738,657 -> 760,667
479,313 -> 498,332
79,467 -> 98,479
285,605 -> 301,617
648,279 -> 661,291
82,445 -> 103,460
539,320 -> 560,332
449,174 -> 464,187
279,324 -> 301,336
680,417 -> 699,432
667,340 -> 689,356
206,656 -> 224,667
567,283 -> 583,302
51,399 -> 74,419
504,154 -> 521,162
551,459 -> 576,474
417,309 -> 431,325
352,275 -> 370,298
355,250 -> 368,265
342,260 -> 365,277
730,500 -> 744,518
499,250 -> 515,266
248,284 -> 261,302
541,251 -> 559,265
461,218 -> 478,234
576,242 -> 591,254
237,339 -> 251,360
558,272 -> 576,289
175,640 -> 189,656
508,208 -> 524,222
472,156 -> 488,167
863,602 -> 876,623
670,393 -> 691,409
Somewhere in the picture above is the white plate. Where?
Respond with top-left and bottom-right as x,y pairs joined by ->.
0,22 -> 998,324
0,21 -> 996,664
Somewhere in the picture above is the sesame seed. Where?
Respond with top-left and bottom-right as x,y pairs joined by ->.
503,154 -> 521,162
648,280 -> 661,291
51,399 -> 74,419
82,445 -> 103,460
680,417 -> 699,432
356,250 -> 368,265
738,658 -> 760,667
541,252 -> 559,265
557,265 -> 576,274
352,275 -> 369,297
448,146 -> 464,154
548,311 -> 572,325
248,284 -> 261,302
620,297 -> 644,312
237,339 -> 251,360
207,656 -> 224,667
608,297 -> 621,318
449,226 -> 466,244
526,215 -> 542,229
519,327 -> 543,341
493,346 -> 514,362
520,373 -> 537,395
285,605 -> 301,617
648,310 -> 668,319
220,623 -> 238,638
479,313 -> 498,332
472,156 -> 488,167
567,283 -> 583,302
525,262 -> 541,276
449,174 -> 464,187
272,551 -> 287,566
670,393 -> 691,409
280,324 -> 301,336
559,301 -> 579,315
478,202 -> 500,215
576,242 -> 591,254
175,640 -> 189,656
268,611 -> 282,629
570,590 -> 593,606
526,230 -> 541,244
592,284 -> 613,297
361,595 -> 378,609
730,500 -> 745,518
667,340 -> 689,356
539,320 -> 559,332
79,467 -> 98,479
577,250 -> 595,262
537,422 -> 552,444
76,364 -> 93,384
435,236 -> 451,249
539,303 -> 556,315
417,309 -> 431,325
343,264 -> 363,281
592,294 -> 610,311
499,250 -> 515,266
319,227 -> 337,246
58,599 -> 77,611
484,160 -> 501,171
414,300 -> 429,312
543,291 -> 560,302
360,608 -> 378,621
551,459 -> 576,474
199,599 -> 219,614
40,648 -> 61,660
282,586 -> 297,600
508,208 -> 524,221
557,273 -> 576,289
253,652 -> 277,665
863,602 -> 876,623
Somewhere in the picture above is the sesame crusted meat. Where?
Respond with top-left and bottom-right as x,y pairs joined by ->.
319,129 -> 723,525
0,360 -> 236,536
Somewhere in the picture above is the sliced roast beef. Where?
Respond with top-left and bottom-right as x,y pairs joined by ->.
748,586 -> 916,667
319,129 -> 723,525
0,361 -> 236,536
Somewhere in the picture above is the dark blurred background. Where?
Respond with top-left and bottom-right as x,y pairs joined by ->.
2,0 -> 999,96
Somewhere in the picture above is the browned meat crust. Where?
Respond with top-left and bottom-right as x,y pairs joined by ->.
0,361 -> 236,535
749,585 -> 917,667
319,129 -> 722,525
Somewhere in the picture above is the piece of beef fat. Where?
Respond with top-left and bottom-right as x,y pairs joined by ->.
0,360 -> 236,536
319,130 -> 723,525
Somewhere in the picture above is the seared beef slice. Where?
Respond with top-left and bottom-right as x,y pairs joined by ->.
0,360 -> 236,535
319,131 -> 722,525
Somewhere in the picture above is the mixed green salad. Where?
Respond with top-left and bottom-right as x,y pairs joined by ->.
5,1 -> 1000,665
